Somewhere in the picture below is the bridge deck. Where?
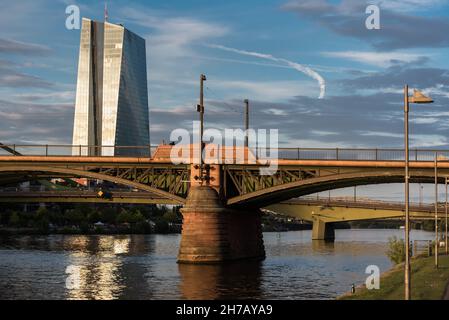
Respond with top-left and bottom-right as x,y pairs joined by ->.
1,156 -> 449,168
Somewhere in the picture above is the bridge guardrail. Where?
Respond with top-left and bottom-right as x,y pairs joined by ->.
274,147 -> 449,161
297,195 -> 443,208
2,144 -> 449,161
0,186 -> 147,193
0,144 -> 159,157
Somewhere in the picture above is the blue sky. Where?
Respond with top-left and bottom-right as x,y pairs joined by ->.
1,0 -> 449,147
1,0 -> 449,200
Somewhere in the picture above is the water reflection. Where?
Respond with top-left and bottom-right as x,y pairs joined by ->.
178,261 -> 263,299
0,229 -> 436,300
65,236 -> 132,299
311,240 -> 335,253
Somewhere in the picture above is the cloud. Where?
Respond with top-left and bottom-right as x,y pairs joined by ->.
121,7 -> 228,59
207,44 -> 326,99
376,0 -> 446,13
12,91 -> 75,102
342,64 -> 449,92
147,61 -> 449,148
148,85 -> 449,149
0,38 -> 51,56
0,72 -> 54,89
0,62 -> 53,89
0,98 -> 73,144
207,79 -> 319,101
321,51 -> 430,67
283,0 -> 449,50
117,6 -> 230,108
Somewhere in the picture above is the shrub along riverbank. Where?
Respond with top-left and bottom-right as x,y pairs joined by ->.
0,203 -> 310,235
0,203 -> 182,235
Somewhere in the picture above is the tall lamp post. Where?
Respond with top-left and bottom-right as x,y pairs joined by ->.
435,154 -> 439,269
403,85 -> 433,300
196,74 -> 207,184
444,177 -> 448,254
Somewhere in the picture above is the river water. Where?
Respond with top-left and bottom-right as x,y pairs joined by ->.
0,229 -> 435,300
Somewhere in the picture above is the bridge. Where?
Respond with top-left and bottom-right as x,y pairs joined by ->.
268,196 -> 444,241
1,144 -> 448,263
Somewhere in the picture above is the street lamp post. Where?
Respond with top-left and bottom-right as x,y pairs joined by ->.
444,177 -> 448,254
403,85 -> 433,300
196,74 -> 207,184
435,154 -> 439,269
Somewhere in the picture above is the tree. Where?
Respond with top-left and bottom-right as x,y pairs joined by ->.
129,209 -> 145,224
64,208 -> 85,226
162,210 -> 180,223
100,207 -> 116,224
8,212 -> 20,227
386,236 -> 406,265
88,210 -> 101,223
36,207 -> 49,221
116,209 -> 132,224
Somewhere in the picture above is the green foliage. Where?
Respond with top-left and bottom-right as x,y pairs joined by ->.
340,255 -> 449,300
36,206 -> 49,219
87,210 -> 101,223
0,203 -> 179,234
153,217 -> 169,233
162,209 -> 181,223
386,236 -> 406,265
421,220 -> 435,232
100,207 -> 116,224
64,208 -> 85,225
116,208 -> 145,224
116,209 -> 131,224
8,211 -> 21,227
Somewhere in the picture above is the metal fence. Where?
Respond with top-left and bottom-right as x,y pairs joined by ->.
413,240 -> 433,257
0,144 -> 159,157
272,147 -> 449,161
1,144 -> 449,161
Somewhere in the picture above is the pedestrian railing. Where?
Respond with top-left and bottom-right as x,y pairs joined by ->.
297,195 -> 444,209
0,144 -> 159,158
1,144 -> 449,161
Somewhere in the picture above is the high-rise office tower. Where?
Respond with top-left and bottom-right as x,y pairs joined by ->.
72,18 -> 149,156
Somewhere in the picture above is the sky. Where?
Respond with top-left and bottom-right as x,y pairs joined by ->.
1,0 -> 449,200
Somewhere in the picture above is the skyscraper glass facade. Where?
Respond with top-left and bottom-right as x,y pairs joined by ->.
72,18 -> 149,156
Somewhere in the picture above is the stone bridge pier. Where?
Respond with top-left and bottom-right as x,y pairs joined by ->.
311,218 -> 335,242
177,186 -> 265,263
177,164 -> 265,264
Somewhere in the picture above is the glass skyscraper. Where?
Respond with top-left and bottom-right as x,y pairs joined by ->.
72,18 -> 149,156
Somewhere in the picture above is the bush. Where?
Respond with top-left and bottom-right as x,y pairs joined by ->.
163,210 -> 181,223
153,218 -> 169,233
100,207 -> 117,224
8,212 -> 21,227
387,236 -> 406,265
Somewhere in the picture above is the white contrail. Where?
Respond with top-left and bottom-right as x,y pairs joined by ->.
207,44 -> 326,99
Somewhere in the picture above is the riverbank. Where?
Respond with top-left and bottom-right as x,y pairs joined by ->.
339,253 -> 449,300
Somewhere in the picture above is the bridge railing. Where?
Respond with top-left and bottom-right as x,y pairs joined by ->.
2,144 -> 449,161
270,147 -> 449,161
298,195 -> 442,209
0,186 -> 148,193
0,144 -> 159,157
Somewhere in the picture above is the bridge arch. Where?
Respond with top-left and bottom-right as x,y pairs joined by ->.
0,165 -> 186,205
227,170 -> 442,207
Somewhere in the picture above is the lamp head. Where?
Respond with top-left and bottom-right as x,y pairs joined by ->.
410,89 -> 433,104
